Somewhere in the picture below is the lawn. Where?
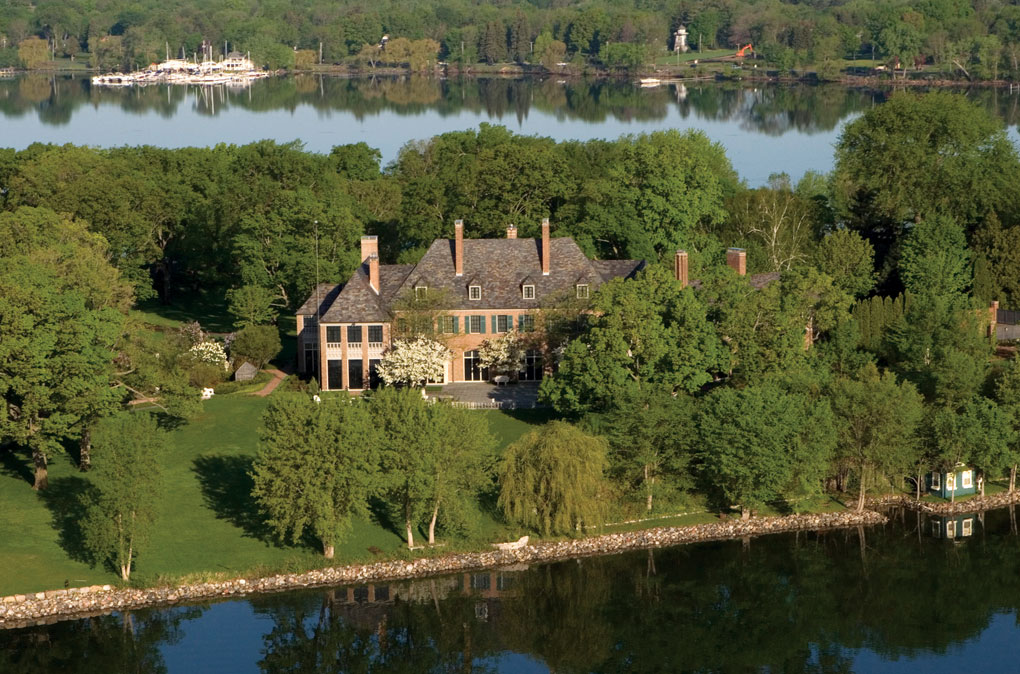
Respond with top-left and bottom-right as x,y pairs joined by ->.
0,396 -> 548,596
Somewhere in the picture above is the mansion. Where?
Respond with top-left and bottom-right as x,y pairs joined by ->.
295,220 -> 646,391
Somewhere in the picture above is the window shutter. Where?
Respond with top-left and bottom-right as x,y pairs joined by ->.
518,314 -> 525,330
453,316 -> 459,333
480,316 -> 486,334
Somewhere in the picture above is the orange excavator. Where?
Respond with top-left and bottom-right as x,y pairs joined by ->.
735,43 -> 753,58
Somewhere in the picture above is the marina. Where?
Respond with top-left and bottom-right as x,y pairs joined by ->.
91,52 -> 269,87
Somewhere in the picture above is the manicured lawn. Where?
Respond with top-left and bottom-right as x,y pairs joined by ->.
0,395 -> 544,595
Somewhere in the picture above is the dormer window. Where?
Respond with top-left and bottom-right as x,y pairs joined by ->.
469,285 -> 481,300
415,285 -> 427,300
522,284 -> 535,300
576,284 -> 589,299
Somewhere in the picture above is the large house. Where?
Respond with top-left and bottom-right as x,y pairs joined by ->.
295,220 -> 646,391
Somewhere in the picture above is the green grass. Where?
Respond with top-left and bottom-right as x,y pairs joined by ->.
0,397 -> 550,595
134,288 -> 234,333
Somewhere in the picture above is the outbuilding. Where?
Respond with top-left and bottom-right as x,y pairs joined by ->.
926,463 -> 977,500
234,361 -> 259,381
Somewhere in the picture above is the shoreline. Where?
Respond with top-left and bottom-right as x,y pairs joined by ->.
0,508 -> 884,630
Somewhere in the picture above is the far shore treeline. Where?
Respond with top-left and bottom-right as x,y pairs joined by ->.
4,0 -> 1020,80
4,91 -> 1020,577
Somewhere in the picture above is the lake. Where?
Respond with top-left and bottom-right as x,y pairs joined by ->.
3,507 -> 1020,672
3,74 -> 1020,185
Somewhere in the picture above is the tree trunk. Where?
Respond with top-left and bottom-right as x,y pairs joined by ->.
323,543 -> 335,559
980,471 -> 985,497
121,542 -> 132,580
406,518 -> 414,549
916,471 -> 922,500
428,502 -> 439,546
740,506 -> 750,521
79,426 -> 92,472
644,464 -> 653,512
1010,465 -> 1017,493
857,472 -> 866,511
32,449 -> 48,490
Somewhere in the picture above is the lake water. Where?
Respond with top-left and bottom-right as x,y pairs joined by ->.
4,507 -> 1020,672
3,74 -> 1020,186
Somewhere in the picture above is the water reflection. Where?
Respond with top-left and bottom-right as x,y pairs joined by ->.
3,507 -> 1020,672
3,74 -> 1019,136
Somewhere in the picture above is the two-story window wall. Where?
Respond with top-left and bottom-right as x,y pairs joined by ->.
321,323 -> 388,391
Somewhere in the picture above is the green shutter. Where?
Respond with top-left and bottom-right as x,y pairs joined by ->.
518,314 -> 525,331
453,316 -> 459,334
479,316 -> 486,334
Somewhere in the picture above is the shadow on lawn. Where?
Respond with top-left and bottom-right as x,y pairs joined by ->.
36,476 -> 100,564
193,454 -> 275,544
0,449 -> 34,486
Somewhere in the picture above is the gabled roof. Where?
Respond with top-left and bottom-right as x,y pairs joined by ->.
317,263 -> 413,323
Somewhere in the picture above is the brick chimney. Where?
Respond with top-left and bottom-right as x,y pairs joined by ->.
726,248 -> 746,276
454,219 -> 464,277
368,253 -> 379,294
507,224 -> 517,239
541,218 -> 551,276
361,235 -> 378,263
990,300 -> 999,339
674,250 -> 689,288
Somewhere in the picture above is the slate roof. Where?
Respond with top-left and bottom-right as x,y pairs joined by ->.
298,236 -> 644,323
296,283 -> 341,316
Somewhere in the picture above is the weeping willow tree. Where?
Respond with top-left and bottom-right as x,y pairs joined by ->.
498,421 -> 610,536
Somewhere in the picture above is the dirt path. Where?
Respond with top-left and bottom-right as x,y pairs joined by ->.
253,368 -> 288,397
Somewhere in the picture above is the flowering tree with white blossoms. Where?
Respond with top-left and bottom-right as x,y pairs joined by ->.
376,337 -> 452,387
188,341 -> 229,371
478,330 -> 527,378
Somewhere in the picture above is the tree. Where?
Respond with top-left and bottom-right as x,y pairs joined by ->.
376,337 -> 451,388
541,265 -> 725,414
231,325 -> 282,369
498,421 -> 609,536
996,356 -> 1020,491
697,383 -> 835,519
17,37 -> 50,68
600,385 -> 694,512
80,413 -> 165,580
0,207 -> 131,489
372,387 -> 484,548
829,365 -> 924,508
423,403 -> 496,545
813,230 -> 875,299
227,285 -> 280,328
727,174 -> 819,272
534,33 -> 566,69
833,92 -> 1020,281
478,330 -> 527,378
960,397 -> 1016,496
898,216 -> 971,297
251,394 -> 379,558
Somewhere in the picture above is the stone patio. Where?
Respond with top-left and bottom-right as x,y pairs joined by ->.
428,382 -> 542,409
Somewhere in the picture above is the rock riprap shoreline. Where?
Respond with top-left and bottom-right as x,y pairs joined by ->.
0,509 -> 885,629
868,489 -> 1020,515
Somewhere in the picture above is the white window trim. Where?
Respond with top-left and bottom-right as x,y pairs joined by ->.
962,518 -> 973,537
576,284 -> 589,299
961,470 -> 973,489
946,520 -> 956,539
946,473 -> 956,491
415,286 -> 427,300
930,472 -> 941,491
469,285 -> 481,300
522,284 -> 535,299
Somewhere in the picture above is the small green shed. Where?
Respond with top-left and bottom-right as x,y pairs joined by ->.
926,464 -> 977,500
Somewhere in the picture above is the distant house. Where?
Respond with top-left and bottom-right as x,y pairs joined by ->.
234,361 -> 259,381
295,220 -> 646,391
926,464 -> 978,500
